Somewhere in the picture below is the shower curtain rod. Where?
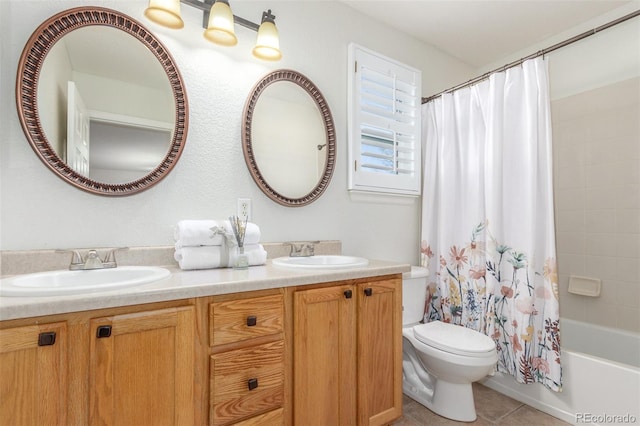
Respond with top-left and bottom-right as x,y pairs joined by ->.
421,9 -> 640,104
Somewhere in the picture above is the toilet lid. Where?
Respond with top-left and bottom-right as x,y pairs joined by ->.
413,321 -> 496,356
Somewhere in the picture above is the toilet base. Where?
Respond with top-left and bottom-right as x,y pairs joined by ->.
402,345 -> 478,422
403,378 -> 477,422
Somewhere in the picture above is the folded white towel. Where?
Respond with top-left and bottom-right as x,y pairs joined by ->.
174,246 -> 224,270
174,244 -> 268,270
174,220 -> 262,248
174,220 -> 222,247
220,221 -> 261,246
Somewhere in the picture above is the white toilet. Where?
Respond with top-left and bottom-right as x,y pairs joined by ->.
402,266 -> 498,422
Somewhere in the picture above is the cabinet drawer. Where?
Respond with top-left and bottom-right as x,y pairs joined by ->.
210,340 -> 284,426
232,407 -> 283,426
209,294 -> 283,347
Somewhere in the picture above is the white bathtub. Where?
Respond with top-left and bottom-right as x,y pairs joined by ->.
561,318 -> 640,368
481,318 -> 640,425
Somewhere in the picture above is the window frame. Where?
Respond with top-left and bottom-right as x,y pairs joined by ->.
347,43 -> 422,197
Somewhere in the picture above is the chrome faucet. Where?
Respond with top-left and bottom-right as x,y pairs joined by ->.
57,247 -> 128,270
284,241 -> 319,257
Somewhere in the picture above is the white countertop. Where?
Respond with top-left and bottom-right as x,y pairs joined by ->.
0,259 -> 410,321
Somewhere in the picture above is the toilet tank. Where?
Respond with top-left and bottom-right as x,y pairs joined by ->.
402,266 -> 429,325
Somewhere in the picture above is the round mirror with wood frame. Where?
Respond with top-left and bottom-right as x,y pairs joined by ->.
16,7 -> 188,196
242,69 -> 336,207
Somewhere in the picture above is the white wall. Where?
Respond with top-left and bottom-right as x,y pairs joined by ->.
72,71 -> 174,122
478,2 -> 640,100
0,0 -> 474,264
38,38 -> 73,157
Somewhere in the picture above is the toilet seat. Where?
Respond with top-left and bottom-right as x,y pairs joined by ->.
413,321 -> 496,357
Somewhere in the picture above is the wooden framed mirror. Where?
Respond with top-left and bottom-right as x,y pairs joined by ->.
242,69 -> 336,207
15,7 -> 188,196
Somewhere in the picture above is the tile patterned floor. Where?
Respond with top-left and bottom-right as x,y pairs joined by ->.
394,383 -> 570,425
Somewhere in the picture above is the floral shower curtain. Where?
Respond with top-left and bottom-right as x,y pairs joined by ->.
420,57 -> 562,391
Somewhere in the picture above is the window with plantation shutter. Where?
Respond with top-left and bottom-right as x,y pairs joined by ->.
347,43 -> 422,196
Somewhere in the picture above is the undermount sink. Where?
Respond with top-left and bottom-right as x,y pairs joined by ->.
272,255 -> 369,269
0,266 -> 171,297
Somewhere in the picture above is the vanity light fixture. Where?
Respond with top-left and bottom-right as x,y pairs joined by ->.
144,0 -> 282,61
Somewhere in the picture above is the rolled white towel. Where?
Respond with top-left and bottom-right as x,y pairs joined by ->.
174,246 -> 225,270
175,220 -> 262,248
174,220 -> 223,247
228,244 -> 268,267
175,244 -> 267,270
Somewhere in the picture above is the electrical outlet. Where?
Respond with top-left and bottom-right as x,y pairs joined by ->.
237,198 -> 252,221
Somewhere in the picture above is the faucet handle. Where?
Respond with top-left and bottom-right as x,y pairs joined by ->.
103,247 -> 129,266
56,249 -> 84,266
282,242 -> 299,251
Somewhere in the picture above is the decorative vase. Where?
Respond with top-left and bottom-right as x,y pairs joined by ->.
233,245 -> 249,270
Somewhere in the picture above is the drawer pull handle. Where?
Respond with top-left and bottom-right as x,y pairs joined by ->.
246,315 -> 257,327
344,290 -> 352,299
248,378 -> 258,390
364,288 -> 373,297
96,325 -> 112,338
38,332 -> 56,346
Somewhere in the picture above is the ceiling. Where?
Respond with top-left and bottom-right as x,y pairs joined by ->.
341,0 -> 634,68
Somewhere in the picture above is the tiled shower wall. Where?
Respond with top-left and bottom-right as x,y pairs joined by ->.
552,77 -> 640,333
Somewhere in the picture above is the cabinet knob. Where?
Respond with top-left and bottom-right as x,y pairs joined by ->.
96,325 -> 112,338
248,378 -> 258,390
364,288 -> 373,297
344,289 -> 353,299
246,315 -> 257,327
38,331 -> 56,346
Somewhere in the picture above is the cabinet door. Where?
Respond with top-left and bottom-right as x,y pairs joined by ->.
357,279 -> 402,426
0,322 -> 67,426
89,306 -> 195,426
293,285 -> 356,426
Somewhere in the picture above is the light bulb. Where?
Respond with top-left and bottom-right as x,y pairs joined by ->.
144,0 -> 184,29
252,11 -> 281,61
203,0 -> 238,46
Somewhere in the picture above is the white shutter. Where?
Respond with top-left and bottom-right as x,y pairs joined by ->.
348,43 -> 421,196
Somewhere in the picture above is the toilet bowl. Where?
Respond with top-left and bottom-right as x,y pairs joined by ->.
402,267 -> 498,422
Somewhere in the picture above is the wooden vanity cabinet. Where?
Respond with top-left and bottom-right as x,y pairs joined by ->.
0,273 -> 401,426
208,290 -> 285,426
0,322 -> 68,425
89,306 -> 196,425
289,275 -> 402,426
0,300 -> 199,426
